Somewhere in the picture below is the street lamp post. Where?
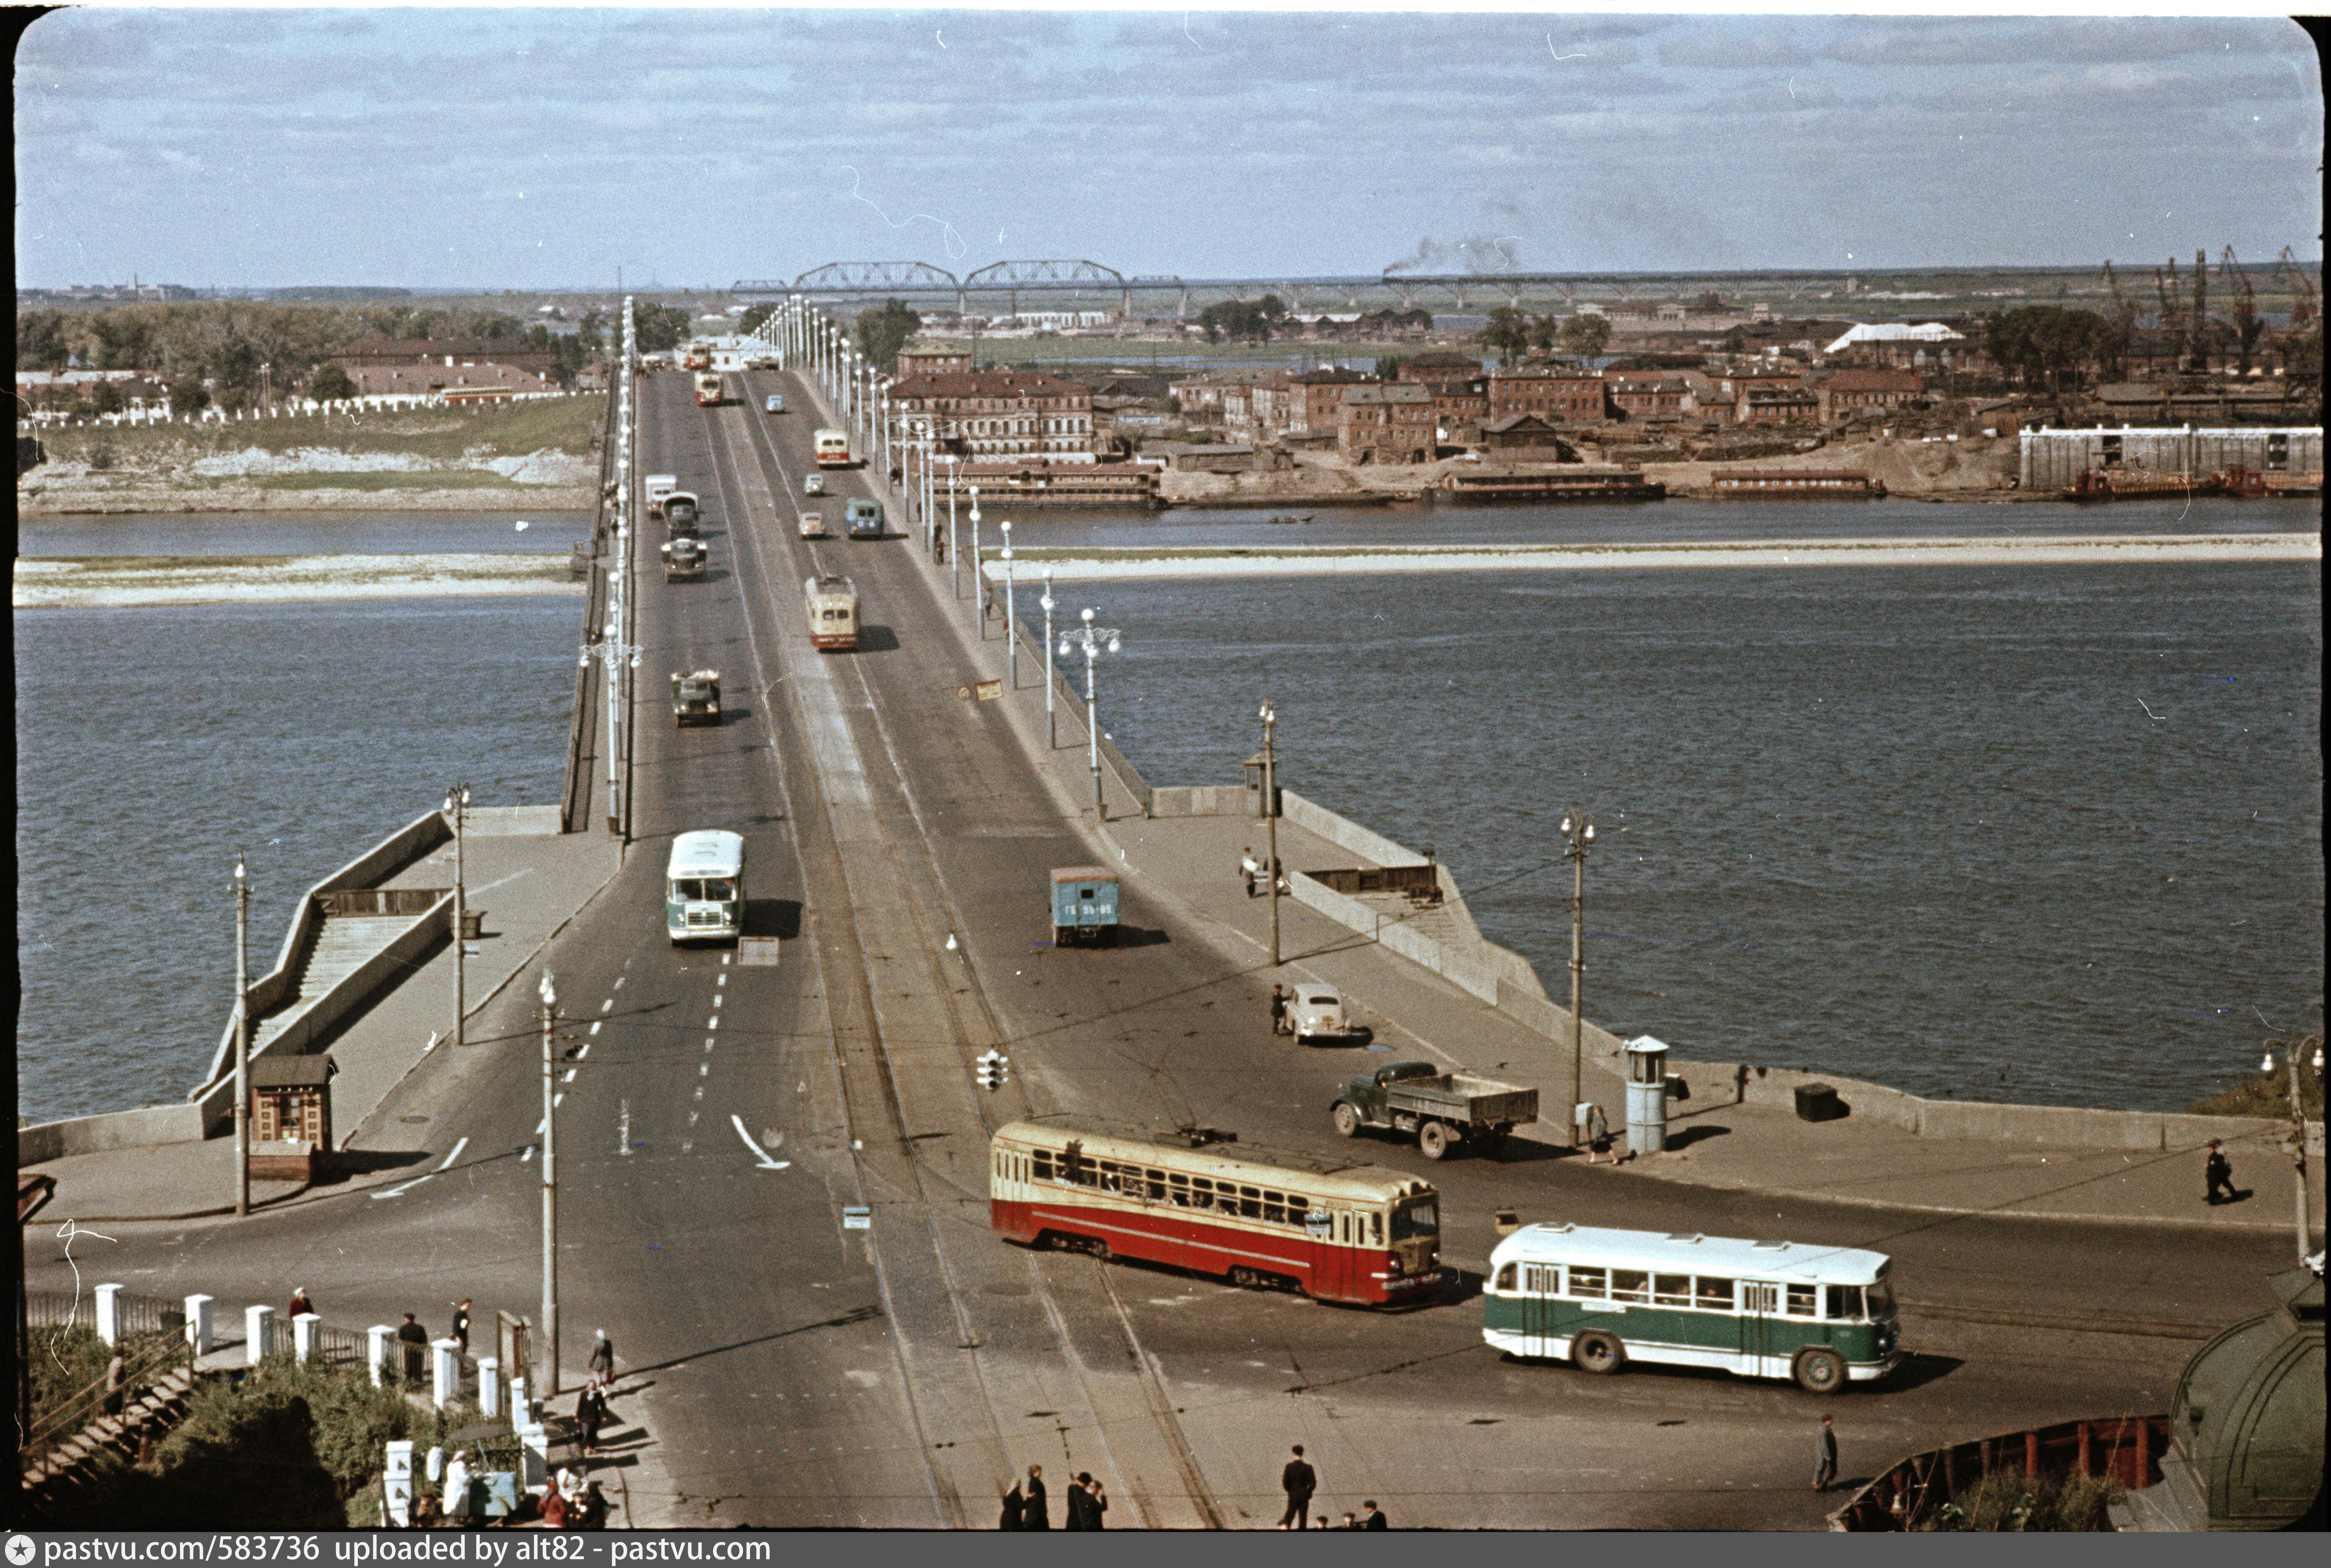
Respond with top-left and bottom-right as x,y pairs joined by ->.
1259,701 -> 1281,967
1000,521 -> 1017,687
233,855 -> 251,1216
538,971 -> 560,1398
947,457 -> 961,596
1560,810 -> 1597,1150
969,490 -> 984,635
1040,570 -> 1057,748
445,783 -> 469,1047
1059,609 -> 1123,822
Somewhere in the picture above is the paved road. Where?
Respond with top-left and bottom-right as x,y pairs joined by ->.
32,364 -> 2300,1530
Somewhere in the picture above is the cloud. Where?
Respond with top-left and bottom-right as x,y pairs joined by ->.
1658,31 -> 1818,70
1823,17 -> 2309,68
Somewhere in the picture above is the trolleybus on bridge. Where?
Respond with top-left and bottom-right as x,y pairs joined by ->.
813,428 -> 852,467
695,372 -> 724,407
990,1117 -> 1442,1306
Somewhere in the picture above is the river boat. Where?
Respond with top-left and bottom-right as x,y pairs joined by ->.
1433,468 -> 1664,505
2068,469 -> 2221,501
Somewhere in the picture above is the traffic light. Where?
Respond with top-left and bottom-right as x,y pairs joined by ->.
977,1050 -> 1010,1092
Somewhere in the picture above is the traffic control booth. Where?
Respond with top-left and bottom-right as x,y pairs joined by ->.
249,1054 -> 337,1181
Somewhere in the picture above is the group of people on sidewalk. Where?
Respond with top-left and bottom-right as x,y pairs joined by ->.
1240,847 -> 1287,900
1278,1446 -> 1387,1529
998,1465 -> 1107,1529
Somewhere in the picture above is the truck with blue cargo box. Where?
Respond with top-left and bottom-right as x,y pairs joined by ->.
1050,865 -> 1120,947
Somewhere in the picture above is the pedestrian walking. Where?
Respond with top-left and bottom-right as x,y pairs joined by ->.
1813,1414 -> 1839,1493
576,1379 -> 609,1456
2204,1139 -> 2238,1205
1065,1473 -> 1096,1530
1241,848 -> 1261,898
1361,1500 -> 1387,1530
576,1480 -> 610,1530
998,1480 -> 1025,1531
1270,984 -> 1292,1038
588,1328 -> 615,1385
1583,1103 -> 1612,1164
287,1287 -> 316,1320
1083,1474 -> 1107,1529
1021,1465 -> 1050,1530
450,1299 -> 472,1357
1279,1444 -> 1316,1529
396,1313 -> 429,1382
442,1451 -> 472,1523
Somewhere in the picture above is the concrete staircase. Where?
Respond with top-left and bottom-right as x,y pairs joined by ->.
249,914 -> 426,1053
20,1365 -> 204,1497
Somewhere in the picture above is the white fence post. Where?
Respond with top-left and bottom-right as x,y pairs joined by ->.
367,1325 -> 394,1386
185,1294 -> 214,1355
246,1304 -> 274,1364
293,1312 -> 319,1362
383,1440 -> 414,1527
477,1356 -> 501,1417
94,1283 -> 123,1346
431,1338 -> 461,1408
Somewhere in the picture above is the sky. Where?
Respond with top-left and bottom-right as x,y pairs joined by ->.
12,6 -> 2324,291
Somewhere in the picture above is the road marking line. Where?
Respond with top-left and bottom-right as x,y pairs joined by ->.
565,1069 -> 578,1082
730,1116 -> 791,1169
722,954 -> 731,966
699,1063 -> 710,1077
613,977 -> 625,991
713,994 -> 723,1009
600,999 -> 613,1014
554,1092 -> 565,1107
436,1137 -> 469,1172
373,1174 -> 432,1200
536,1118 -> 547,1134
693,1087 -> 704,1101
577,1043 -> 591,1059
717,975 -> 729,989
708,1017 -> 719,1030
589,1022 -> 601,1036
522,1146 -> 535,1163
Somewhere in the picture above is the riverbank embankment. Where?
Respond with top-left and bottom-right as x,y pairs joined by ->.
16,395 -> 603,514
14,553 -> 581,609
982,531 -> 2322,581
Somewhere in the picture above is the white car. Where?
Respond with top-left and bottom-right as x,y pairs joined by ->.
1290,984 -> 1351,1043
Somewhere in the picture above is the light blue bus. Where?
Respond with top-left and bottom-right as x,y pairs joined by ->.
665,830 -> 744,945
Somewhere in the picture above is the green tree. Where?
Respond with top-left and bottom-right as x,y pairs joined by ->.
1482,306 -> 1534,363
89,379 -> 126,415
738,302 -> 778,336
575,311 -> 606,354
1195,297 -> 1284,344
18,309 -> 72,370
1558,313 -> 1611,362
167,378 -> 210,413
309,364 -> 355,401
854,298 -> 924,370
633,303 -> 694,355
1984,306 -> 2114,392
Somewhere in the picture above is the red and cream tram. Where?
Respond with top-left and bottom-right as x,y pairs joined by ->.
990,1116 -> 1442,1306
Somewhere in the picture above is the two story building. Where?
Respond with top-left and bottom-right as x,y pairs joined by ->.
1487,368 -> 1609,426
1337,384 -> 1435,464
889,369 -> 1096,461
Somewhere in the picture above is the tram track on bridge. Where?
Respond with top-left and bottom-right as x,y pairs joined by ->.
702,377 -> 1225,1528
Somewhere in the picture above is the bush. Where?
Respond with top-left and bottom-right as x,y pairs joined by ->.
1922,1472 -> 2122,1532
30,1351 -> 480,1530
2187,1033 -> 2323,1117
309,364 -> 356,402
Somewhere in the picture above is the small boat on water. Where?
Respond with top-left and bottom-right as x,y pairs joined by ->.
1263,514 -> 1315,525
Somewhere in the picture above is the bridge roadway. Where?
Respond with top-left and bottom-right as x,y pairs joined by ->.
29,364 -> 2299,1529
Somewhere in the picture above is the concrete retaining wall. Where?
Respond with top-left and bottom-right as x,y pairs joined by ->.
1281,789 -> 1428,869
1287,870 -> 1502,1002
1151,785 -> 1259,818
17,1103 -> 207,1166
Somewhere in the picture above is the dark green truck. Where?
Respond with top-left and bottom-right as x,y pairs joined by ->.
1331,1060 -> 1538,1160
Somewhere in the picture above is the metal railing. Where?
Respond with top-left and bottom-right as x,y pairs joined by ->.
317,887 -> 448,918
1831,1414 -> 2168,1531
20,1327 -> 194,1475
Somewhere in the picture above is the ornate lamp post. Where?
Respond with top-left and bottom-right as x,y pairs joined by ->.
1060,609 -> 1123,821
1000,520 -> 1017,687
1259,700 -> 1281,967
1040,569 -> 1057,748
538,971 -> 560,1396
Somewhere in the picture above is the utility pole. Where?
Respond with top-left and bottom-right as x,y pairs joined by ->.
446,783 -> 469,1048
1041,569 -> 1057,748
947,456 -> 960,596
1560,811 -> 1597,1149
538,971 -> 560,1398
970,491 -> 984,636
233,856 -> 251,1216
1264,707 -> 1282,963
1001,521 -> 1017,688
2284,1032 -> 2321,1266
1060,610 -> 1122,822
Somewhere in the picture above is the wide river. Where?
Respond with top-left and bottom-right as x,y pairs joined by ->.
15,503 -> 2322,1121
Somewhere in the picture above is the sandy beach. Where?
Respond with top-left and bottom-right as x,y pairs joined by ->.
13,553 -> 584,609
984,532 -> 2322,581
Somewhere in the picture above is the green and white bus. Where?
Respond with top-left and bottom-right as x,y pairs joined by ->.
665,830 -> 744,944
1484,1223 -> 1900,1394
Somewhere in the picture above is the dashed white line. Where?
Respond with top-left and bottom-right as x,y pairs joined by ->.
717,974 -> 729,989
589,1022 -> 602,1036
554,1092 -> 565,1107
576,1043 -> 591,1059
713,994 -> 724,1009
613,977 -> 626,991
522,1146 -> 536,1163
707,1016 -> 720,1030
564,1069 -> 578,1083
699,1063 -> 710,1077
600,999 -> 613,1014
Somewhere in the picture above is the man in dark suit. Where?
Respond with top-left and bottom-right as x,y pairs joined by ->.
1021,1465 -> 1050,1530
1279,1445 -> 1316,1529
395,1313 -> 429,1382
1361,1500 -> 1388,1530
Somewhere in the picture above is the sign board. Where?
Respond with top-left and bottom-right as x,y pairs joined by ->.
1305,1211 -> 1333,1236
956,685 -> 972,701
842,1206 -> 872,1230
975,679 -> 1004,702
737,937 -> 781,968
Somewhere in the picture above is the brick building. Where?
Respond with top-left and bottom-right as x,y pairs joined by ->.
327,333 -> 556,377
1738,387 -> 1820,426
1424,378 -> 1488,439
896,347 -> 972,377
345,362 -> 556,399
1287,368 -> 1373,435
1815,369 -> 1924,425
1605,376 -> 1691,421
1391,351 -> 1487,383
889,369 -> 1096,461
1337,384 -> 1435,464
1487,369 -> 1608,425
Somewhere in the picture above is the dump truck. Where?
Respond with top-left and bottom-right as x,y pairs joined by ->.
1050,865 -> 1120,947
661,536 -> 706,581
670,669 -> 721,727
1330,1060 -> 1537,1160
